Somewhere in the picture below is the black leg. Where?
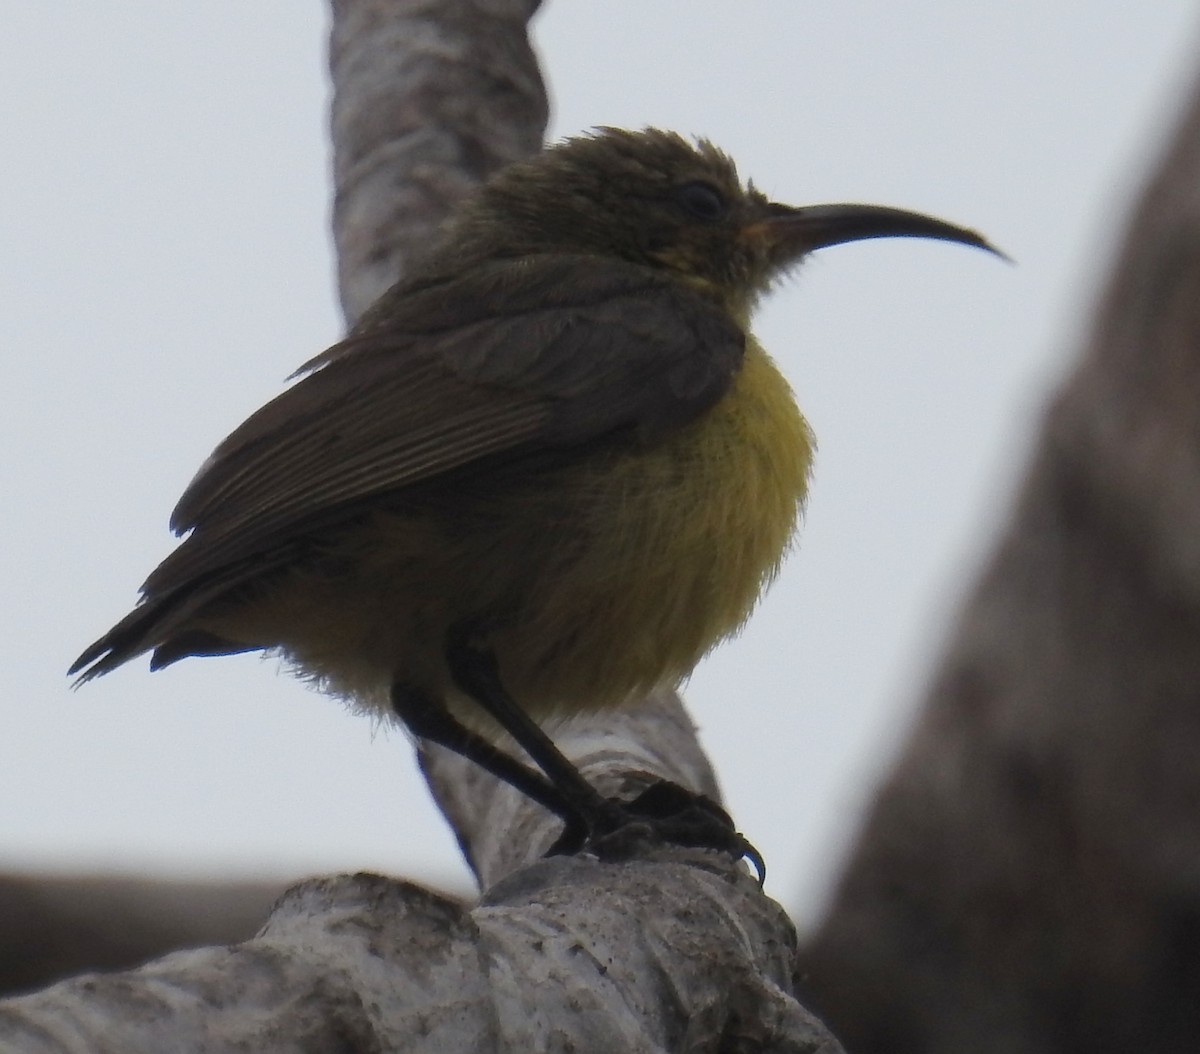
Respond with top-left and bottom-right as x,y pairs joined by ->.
443,625 -> 766,882
444,626 -> 624,830
390,681 -> 577,822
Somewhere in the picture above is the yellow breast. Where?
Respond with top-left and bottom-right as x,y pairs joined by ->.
498,337 -> 815,716
214,338 -> 814,728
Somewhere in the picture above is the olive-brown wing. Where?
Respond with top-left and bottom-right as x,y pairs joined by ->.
69,256 -> 743,680
155,256 -> 744,590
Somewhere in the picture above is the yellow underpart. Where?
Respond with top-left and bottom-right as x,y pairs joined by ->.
205,338 -> 814,731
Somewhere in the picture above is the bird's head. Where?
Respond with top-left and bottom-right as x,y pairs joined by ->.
446,127 -> 999,319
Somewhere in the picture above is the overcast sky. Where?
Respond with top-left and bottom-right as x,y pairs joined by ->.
4,3 -> 1198,916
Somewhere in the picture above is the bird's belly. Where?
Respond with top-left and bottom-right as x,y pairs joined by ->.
494,343 -> 814,719
230,345 -> 813,726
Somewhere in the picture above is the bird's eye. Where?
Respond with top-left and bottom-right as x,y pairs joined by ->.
674,181 -> 727,221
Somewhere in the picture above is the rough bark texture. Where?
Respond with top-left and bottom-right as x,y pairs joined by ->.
800,62 -> 1200,1054
0,689 -> 831,1050
1,864 -> 837,1054
0,2 -> 839,1050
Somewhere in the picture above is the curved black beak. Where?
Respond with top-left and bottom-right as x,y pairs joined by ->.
750,202 -> 1007,264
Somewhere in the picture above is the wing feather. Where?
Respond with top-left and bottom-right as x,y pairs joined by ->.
145,255 -> 744,595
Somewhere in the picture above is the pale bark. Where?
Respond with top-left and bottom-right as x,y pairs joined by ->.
329,0 -> 548,321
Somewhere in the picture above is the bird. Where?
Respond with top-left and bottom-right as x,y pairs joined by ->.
71,127 -> 997,868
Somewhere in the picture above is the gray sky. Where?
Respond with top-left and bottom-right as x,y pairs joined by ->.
4,2 -> 1197,915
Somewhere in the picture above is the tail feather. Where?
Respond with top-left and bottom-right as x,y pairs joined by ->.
69,596 -> 181,684
149,631 -> 259,670
70,537 -> 299,686
69,575 -> 261,685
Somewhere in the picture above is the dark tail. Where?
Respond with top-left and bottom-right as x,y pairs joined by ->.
68,596 -> 181,685
69,586 -> 257,686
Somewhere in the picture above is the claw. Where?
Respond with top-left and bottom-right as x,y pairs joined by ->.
544,779 -> 766,885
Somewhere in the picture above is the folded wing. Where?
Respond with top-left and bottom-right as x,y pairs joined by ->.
70,255 -> 744,680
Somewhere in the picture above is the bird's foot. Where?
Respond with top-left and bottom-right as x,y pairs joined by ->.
547,779 -> 766,885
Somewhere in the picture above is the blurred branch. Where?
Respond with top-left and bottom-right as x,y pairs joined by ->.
802,52 -> 1200,1054
0,874 -> 281,999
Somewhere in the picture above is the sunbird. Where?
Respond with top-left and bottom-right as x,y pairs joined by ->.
71,128 -> 996,868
